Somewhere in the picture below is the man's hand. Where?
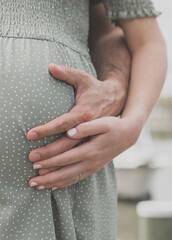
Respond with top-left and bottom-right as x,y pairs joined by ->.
27,64 -> 121,141
28,116 -> 140,190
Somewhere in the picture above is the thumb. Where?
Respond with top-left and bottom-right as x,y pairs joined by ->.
66,117 -> 109,139
48,63 -> 89,89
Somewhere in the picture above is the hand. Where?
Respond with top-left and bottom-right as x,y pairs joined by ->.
26,64 -> 122,141
28,116 -> 141,190
28,134 -> 88,175
27,64 -> 124,178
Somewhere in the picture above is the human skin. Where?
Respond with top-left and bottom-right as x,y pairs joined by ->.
28,11 -> 167,190
26,3 -> 131,187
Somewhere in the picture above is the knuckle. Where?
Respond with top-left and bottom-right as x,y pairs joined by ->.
58,172 -> 67,182
55,158 -> 65,167
104,122 -> 112,132
80,70 -> 88,77
80,70 -> 89,82
43,124 -> 52,134
87,149 -> 99,159
43,178 -> 51,185
41,147 -> 51,159
38,169 -> 48,175
62,139 -> 73,151
82,110 -> 94,121
44,173 -> 58,185
62,65 -> 72,73
74,111 -> 84,125
78,109 -> 87,122
56,120 -> 69,132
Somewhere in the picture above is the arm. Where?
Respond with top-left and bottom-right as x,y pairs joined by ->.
88,2 -> 131,115
26,3 -> 132,182
52,16 -> 166,185
27,2 -> 131,140
27,8 -> 167,191
119,17 -> 167,136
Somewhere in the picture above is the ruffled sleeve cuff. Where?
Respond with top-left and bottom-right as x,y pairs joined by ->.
102,0 -> 161,24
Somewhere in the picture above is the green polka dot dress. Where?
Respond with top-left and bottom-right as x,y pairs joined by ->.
0,0 -> 159,239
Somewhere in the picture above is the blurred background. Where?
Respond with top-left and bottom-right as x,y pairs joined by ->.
113,1 -> 172,239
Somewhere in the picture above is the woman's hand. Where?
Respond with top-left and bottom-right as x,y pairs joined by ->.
28,116 -> 141,190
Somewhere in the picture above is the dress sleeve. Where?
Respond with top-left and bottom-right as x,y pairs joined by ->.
101,0 -> 161,23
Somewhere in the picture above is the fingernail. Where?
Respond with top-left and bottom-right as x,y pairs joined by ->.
53,64 -> 64,71
27,132 -> 38,140
52,187 -> 58,191
67,128 -> 77,136
30,153 -> 40,161
33,164 -> 42,169
38,185 -> 45,190
30,182 -> 38,187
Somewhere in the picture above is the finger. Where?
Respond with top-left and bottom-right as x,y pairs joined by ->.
38,167 -> 60,175
28,135 -> 81,162
66,117 -> 109,139
32,141 -> 91,169
48,64 -> 92,89
26,104 -> 89,140
44,169 -> 92,189
29,161 -> 90,189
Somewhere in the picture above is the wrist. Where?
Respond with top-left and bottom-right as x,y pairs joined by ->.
121,113 -> 145,140
102,78 -> 128,116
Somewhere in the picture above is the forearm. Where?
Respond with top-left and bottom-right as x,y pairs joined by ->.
89,26 -> 131,80
122,40 -> 167,134
88,3 -> 131,115
89,28 -> 131,115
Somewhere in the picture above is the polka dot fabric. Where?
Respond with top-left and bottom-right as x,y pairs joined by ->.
0,0 -> 118,239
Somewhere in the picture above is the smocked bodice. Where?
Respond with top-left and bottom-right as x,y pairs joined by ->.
0,0 -> 90,56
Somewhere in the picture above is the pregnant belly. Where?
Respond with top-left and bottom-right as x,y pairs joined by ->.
0,37 -> 97,150
0,36 -> 98,190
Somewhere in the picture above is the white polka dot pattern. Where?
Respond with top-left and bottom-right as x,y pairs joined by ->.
0,1 -> 118,238
0,37 -> 117,240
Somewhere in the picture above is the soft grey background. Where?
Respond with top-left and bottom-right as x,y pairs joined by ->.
153,0 -> 172,97
116,2 -> 172,239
